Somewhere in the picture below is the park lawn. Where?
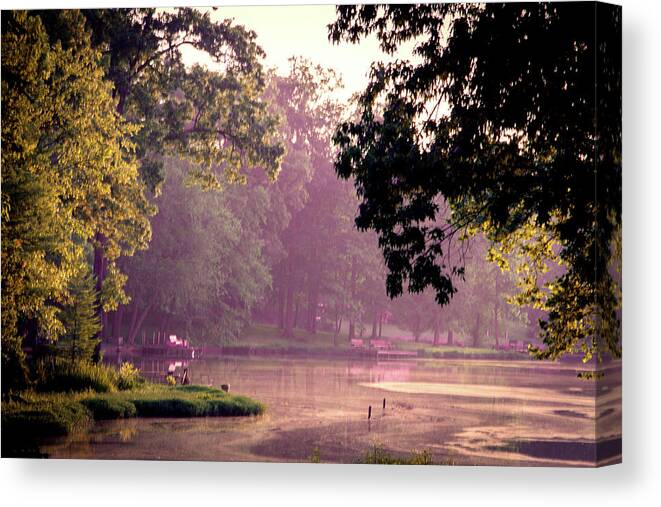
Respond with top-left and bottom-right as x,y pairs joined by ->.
393,339 -> 527,360
237,324 -> 527,360
238,324 -> 352,351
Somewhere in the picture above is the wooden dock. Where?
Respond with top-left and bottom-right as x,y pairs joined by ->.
376,349 -> 418,359
139,344 -> 199,358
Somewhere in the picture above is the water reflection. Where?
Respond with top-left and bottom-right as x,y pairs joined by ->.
44,356 -> 621,466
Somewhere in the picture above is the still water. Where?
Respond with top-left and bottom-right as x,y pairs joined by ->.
44,356 -> 621,466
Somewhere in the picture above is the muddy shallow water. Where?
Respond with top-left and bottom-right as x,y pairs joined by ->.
43,356 -> 621,466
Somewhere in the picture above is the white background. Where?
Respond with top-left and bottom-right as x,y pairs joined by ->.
1,1 -> 660,505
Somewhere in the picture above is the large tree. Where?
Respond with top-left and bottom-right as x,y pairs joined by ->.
329,3 -> 621,362
39,8 -> 285,336
259,58 -> 346,339
1,11 -> 151,391
120,157 -> 272,345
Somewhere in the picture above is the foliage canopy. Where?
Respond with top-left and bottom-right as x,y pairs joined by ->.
330,3 -> 621,361
1,11 -> 152,390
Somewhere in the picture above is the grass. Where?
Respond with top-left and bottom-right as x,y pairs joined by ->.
119,384 -> 264,418
2,394 -> 93,457
360,443 -> 453,465
395,340 -> 527,360
35,359 -> 146,394
2,362 -> 265,457
80,397 -> 137,419
237,324 -> 351,350
37,360 -> 119,393
234,324 -> 527,360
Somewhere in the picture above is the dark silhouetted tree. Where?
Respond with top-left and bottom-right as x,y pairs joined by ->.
330,3 -> 621,361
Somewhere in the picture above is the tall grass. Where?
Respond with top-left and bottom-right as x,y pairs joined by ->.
38,361 -> 118,393
35,360 -> 145,393
361,443 -> 446,465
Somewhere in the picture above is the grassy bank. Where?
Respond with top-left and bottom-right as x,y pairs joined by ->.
231,324 -> 527,360
394,340 -> 527,360
236,324 -> 351,351
2,362 -> 264,457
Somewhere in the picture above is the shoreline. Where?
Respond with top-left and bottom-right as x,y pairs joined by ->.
103,343 -> 617,365
1,383 -> 264,458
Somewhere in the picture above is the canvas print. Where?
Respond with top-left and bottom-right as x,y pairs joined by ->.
1,3 -> 621,466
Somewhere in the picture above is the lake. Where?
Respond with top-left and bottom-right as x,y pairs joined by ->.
43,355 -> 621,466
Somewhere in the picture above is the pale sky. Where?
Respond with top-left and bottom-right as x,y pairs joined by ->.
9,2 -> 416,101
181,5 -> 415,101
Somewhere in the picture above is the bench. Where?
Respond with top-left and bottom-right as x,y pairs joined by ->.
369,339 -> 392,350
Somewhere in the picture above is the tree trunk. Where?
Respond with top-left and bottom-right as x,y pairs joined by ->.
160,313 -> 170,339
93,93 -> 128,341
347,257 -> 357,342
378,312 -> 383,337
493,305 -> 500,349
371,308 -> 379,339
307,283 -> 319,334
277,285 -> 285,330
112,306 -> 124,345
333,314 -> 342,348
493,276 -> 501,348
93,232 -> 109,340
433,320 -> 440,346
127,305 -> 139,345
414,318 -> 421,343
447,329 -> 454,346
128,300 -> 154,344
282,277 -> 295,339
101,311 -> 109,341
293,297 -> 300,330
305,286 -> 312,332
473,314 -> 482,347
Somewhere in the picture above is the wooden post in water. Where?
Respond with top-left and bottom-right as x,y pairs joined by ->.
383,398 -> 386,410
368,405 -> 372,420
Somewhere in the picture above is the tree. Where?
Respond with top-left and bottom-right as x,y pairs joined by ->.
329,3 -> 621,361
121,158 -> 272,345
448,237 -> 520,348
391,292 -> 436,343
257,59 -> 345,339
1,11 -> 151,392
37,8 -> 285,336
69,8 -> 284,188
57,268 -> 102,363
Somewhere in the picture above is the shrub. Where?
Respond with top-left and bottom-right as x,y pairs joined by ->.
38,361 -> 117,393
80,397 -> 137,420
116,362 -> 144,390
1,397 -> 92,457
